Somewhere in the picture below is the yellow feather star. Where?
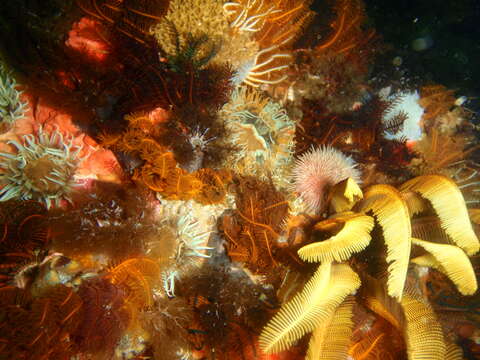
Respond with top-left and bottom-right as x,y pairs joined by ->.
306,296 -> 355,360
297,213 -> 374,263
411,238 -> 478,295
359,184 -> 412,300
259,262 -> 360,354
400,175 -> 480,255
329,177 -> 364,213
401,292 -> 446,360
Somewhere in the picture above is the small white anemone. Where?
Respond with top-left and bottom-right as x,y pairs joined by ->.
183,127 -> 216,172
162,270 -> 179,298
157,211 -> 214,298
0,126 -> 87,208
231,58 -> 255,87
188,127 -> 215,151
175,213 -> 214,261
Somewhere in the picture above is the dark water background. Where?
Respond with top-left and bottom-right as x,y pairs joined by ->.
313,0 -> 480,123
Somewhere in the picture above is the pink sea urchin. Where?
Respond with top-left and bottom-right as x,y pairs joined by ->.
292,146 -> 361,213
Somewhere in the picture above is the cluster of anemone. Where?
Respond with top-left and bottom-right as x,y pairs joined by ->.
0,64 -> 28,134
0,126 -> 85,208
220,86 -> 295,189
146,208 -> 213,298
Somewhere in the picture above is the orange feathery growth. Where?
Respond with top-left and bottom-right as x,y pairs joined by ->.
73,277 -> 130,356
225,0 -> 313,47
102,113 -> 231,204
419,84 -> 457,122
348,318 -> 406,360
221,176 -> 289,275
134,152 -> 231,204
0,200 -> 49,288
411,127 -> 479,174
76,0 -> 170,45
315,0 -> 375,56
106,257 -> 160,309
253,0 -> 315,47
0,285 -> 83,360
224,0 -> 314,86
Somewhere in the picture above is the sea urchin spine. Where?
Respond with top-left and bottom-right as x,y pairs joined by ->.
292,146 -> 361,213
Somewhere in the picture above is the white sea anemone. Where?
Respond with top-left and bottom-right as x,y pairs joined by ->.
147,206 -> 214,298
221,86 -> 295,189
0,64 -> 28,133
0,126 -> 86,208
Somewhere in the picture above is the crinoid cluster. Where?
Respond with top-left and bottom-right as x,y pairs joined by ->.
0,63 -> 28,134
259,175 -> 480,359
0,127 -> 85,208
3,1 -> 480,359
220,86 -> 295,189
220,175 -> 290,276
101,112 -> 232,204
